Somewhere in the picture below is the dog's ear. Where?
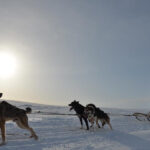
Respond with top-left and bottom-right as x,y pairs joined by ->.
77,101 -> 79,103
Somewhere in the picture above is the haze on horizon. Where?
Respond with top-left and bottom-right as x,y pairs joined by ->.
0,0 -> 150,109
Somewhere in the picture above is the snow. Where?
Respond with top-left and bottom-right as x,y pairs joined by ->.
1,100 -> 150,150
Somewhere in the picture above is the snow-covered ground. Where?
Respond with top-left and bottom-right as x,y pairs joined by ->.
1,100 -> 150,150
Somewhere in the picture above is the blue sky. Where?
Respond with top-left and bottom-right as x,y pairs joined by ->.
0,0 -> 150,108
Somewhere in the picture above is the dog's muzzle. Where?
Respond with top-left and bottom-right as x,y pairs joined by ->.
69,107 -> 73,111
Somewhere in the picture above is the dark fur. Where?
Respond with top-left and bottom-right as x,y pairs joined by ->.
0,93 -> 3,99
0,101 -> 38,145
68,100 -> 89,130
85,104 -> 112,129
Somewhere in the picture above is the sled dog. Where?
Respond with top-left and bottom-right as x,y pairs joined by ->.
0,101 -> 38,145
85,104 -> 112,129
68,100 -> 89,130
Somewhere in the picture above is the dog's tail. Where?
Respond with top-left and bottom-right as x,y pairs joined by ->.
25,107 -> 32,114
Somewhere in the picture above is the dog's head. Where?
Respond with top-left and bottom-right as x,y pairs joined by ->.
68,100 -> 79,111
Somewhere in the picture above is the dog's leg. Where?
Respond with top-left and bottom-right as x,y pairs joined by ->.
105,117 -> 112,130
90,122 -> 94,128
79,117 -> 83,129
83,117 -> 89,130
27,127 -> 38,139
107,121 -> 113,130
89,120 -> 93,128
15,117 -> 38,140
89,118 -> 94,128
0,122 -> 6,145
102,121 -> 105,128
96,119 -> 101,128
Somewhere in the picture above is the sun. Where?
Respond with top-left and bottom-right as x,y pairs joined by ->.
0,52 -> 17,78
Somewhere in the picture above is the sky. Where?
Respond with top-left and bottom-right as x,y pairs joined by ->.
0,0 -> 150,108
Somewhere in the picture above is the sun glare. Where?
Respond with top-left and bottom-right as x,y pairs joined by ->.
0,52 -> 17,78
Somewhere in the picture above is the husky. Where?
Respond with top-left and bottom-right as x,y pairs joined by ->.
68,100 -> 89,130
85,104 -> 112,130
0,100 -> 38,145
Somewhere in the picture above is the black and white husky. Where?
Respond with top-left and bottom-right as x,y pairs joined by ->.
68,100 -> 89,130
84,104 -> 112,130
